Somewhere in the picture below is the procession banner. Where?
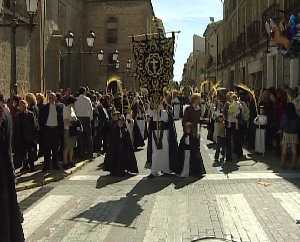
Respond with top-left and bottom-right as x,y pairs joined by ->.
132,34 -> 175,107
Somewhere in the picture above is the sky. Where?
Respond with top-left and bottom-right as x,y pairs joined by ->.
152,0 -> 223,82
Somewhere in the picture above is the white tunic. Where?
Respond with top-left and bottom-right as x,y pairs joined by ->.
150,110 -> 170,175
172,97 -> 181,120
180,136 -> 190,178
254,115 -> 267,154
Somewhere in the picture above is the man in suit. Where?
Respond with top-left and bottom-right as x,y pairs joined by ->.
39,92 -> 64,171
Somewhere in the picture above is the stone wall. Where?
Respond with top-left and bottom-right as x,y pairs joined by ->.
43,0 -> 84,92
0,1 -> 32,98
84,0 -> 154,91
0,0 -> 156,96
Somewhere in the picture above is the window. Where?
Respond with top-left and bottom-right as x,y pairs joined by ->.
4,0 -> 11,9
58,1 -> 67,34
106,17 -> 118,44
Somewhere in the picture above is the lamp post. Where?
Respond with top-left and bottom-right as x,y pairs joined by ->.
60,31 -> 126,89
86,30 -> 95,50
64,31 -> 74,87
65,31 -> 74,50
112,49 -> 119,62
125,58 -> 132,88
0,0 -> 38,96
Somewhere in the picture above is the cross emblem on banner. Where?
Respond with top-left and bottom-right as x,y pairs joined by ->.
145,53 -> 162,77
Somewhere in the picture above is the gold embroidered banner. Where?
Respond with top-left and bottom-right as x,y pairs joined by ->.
132,35 -> 175,107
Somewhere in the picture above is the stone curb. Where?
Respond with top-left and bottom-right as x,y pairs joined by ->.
16,159 -> 93,192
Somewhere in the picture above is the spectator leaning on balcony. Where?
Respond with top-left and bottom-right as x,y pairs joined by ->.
74,87 -> 94,159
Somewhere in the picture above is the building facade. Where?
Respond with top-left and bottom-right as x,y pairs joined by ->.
83,0 -> 156,91
0,0 -> 36,97
182,35 -> 206,86
203,20 -> 223,83
0,0 -> 158,97
205,0 -> 300,89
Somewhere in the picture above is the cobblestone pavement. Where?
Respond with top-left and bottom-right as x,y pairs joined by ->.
17,122 -> 300,242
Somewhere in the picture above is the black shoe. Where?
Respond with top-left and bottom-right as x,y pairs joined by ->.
20,166 -> 29,173
29,166 -> 35,172
53,166 -> 61,170
42,166 -> 50,172
147,174 -> 155,179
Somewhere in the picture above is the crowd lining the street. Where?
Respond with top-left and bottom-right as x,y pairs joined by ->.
1,85 -> 300,175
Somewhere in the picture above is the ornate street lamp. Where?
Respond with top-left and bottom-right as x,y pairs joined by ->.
112,49 -> 119,62
65,31 -> 74,49
115,60 -> 120,69
126,58 -> 132,70
86,31 -> 96,49
97,50 -> 104,63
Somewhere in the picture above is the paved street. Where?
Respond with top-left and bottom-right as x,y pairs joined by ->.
18,122 -> 300,242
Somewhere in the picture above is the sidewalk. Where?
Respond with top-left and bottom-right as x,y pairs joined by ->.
15,157 -> 95,192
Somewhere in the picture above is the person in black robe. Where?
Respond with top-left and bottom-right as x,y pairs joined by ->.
0,98 -> 25,242
15,100 -> 39,172
177,122 -> 206,177
132,118 -> 145,150
104,115 -> 139,176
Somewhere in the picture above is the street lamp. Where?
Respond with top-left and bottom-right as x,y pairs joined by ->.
97,50 -> 104,63
126,58 -> 132,70
113,50 -> 119,62
115,60 -> 120,69
0,0 -> 38,96
86,31 -> 96,49
65,31 -> 74,49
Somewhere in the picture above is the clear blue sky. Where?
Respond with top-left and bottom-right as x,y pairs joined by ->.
152,0 -> 223,82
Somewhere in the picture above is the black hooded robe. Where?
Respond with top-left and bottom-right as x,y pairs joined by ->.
104,123 -> 139,176
178,135 -> 206,177
0,108 -> 25,242
133,121 -> 145,149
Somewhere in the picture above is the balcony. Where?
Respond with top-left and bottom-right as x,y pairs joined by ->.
262,3 -> 281,24
246,21 -> 262,47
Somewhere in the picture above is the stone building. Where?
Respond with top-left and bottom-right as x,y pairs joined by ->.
205,0 -> 300,89
0,0 -> 36,97
182,35 -> 206,87
0,0 -> 158,97
203,20 -> 223,83
83,0 -> 157,91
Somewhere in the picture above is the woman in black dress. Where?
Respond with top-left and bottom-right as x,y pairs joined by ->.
104,114 -> 139,176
